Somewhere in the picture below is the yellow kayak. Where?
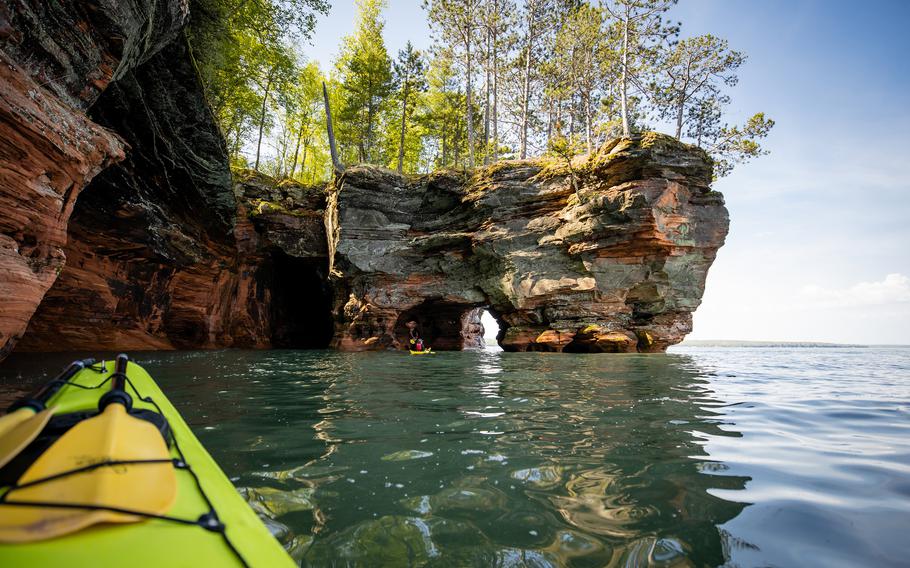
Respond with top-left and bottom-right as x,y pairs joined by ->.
0,355 -> 295,567
409,348 -> 435,355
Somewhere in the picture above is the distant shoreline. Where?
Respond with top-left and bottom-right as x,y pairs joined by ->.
677,340 -> 908,348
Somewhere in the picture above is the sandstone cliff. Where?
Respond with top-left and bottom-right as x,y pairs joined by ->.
1,1 -> 728,358
329,133 -> 728,353
0,0 -> 188,357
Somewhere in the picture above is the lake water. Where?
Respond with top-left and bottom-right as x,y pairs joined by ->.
1,347 -> 908,567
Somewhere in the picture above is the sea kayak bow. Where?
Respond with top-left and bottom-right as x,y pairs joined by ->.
0,356 -> 295,567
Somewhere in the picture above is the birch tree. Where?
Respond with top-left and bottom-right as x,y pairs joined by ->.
254,48 -> 295,171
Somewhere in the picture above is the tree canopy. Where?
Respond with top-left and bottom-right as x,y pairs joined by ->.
188,0 -> 774,181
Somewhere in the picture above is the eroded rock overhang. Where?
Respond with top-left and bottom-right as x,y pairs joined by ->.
327,133 -> 729,353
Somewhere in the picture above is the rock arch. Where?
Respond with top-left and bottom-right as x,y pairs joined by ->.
327,135 -> 728,352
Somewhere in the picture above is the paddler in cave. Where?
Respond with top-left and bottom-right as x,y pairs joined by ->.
406,320 -> 425,351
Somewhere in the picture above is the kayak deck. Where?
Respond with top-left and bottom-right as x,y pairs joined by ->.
0,360 -> 295,567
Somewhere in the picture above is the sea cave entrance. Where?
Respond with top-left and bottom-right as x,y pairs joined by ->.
268,251 -> 333,349
394,300 -> 504,351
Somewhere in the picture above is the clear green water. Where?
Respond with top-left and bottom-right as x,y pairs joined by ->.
1,347 -> 908,567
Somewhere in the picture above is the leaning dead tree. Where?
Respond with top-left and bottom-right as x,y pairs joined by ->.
322,82 -> 344,277
322,82 -> 345,175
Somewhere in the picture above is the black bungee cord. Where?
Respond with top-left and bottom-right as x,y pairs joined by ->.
0,361 -> 251,567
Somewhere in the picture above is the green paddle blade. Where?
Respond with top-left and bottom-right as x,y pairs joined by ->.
0,408 -> 56,470
0,403 -> 177,543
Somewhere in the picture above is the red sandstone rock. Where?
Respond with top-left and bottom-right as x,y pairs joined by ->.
0,52 -> 125,357
0,0 -> 189,358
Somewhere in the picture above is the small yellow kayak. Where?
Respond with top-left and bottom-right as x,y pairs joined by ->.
409,348 -> 435,355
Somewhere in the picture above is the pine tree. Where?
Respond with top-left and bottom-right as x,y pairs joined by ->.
652,34 -> 745,139
392,43 -> 428,172
424,0 -> 482,167
604,0 -> 678,137
336,0 -> 394,164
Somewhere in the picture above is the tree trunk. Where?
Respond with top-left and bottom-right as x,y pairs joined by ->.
555,97 -> 563,136
323,82 -> 343,173
492,12 -> 499,162
675,94 -> 684,139
232,121 -> 243,159
482,28 -> 491,165
255,70 -> 275,171
569,93 -> 575,136
585,94 -> 593,154
278,125 -> 291,178
289,119 -> 304,179
300,135 -> 310,180
546,98 -> 553,146
620,16 -> 631,137
441,83 -> 449,166
397,82 -> 410,173
519,9 -> 533,159
466,34 -> 475,168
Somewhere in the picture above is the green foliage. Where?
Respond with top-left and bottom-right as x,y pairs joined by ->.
187,0 -> 333,180
547,131 -> 585,195
187,0 -> 774,182
415,48 -> 472,170
651,34 -> 746,139
546,3 -> 613,153
335,0 -> 394,165
389,42 -> 428,172
703,112 -> 775,178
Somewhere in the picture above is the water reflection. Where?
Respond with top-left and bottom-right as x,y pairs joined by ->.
0,350 -> 751,566
253,351 -> 749,566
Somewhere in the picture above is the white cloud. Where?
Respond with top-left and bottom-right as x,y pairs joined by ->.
799,273 -> 910,308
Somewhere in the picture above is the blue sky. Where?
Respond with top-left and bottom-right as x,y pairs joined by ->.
301,0 -> 910,344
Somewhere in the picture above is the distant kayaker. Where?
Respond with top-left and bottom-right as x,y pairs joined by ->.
406,320 -> 424,351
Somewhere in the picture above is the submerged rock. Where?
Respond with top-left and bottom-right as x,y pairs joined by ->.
511,465 -> 566,489
241,486 -> 317,517
303,515 -> 441,566
381,449 -> 435,462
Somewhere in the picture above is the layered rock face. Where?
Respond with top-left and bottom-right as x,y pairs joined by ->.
19,37 -> 256,352
330,134 -> 728,353
18,165 -> 332,352
1,2 -> 727,357
0,0 -> 188,357
4,0 -> 332,355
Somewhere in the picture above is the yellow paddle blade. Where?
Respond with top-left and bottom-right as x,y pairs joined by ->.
0,404 -> 177,543
0,408 -> 56,470
0,408 -> 33,437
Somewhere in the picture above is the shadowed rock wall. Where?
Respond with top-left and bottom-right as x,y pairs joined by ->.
0,0 -> 188,357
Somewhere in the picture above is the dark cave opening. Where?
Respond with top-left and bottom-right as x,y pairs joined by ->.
268,251 -> 334,349
394,300 -> 487,351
